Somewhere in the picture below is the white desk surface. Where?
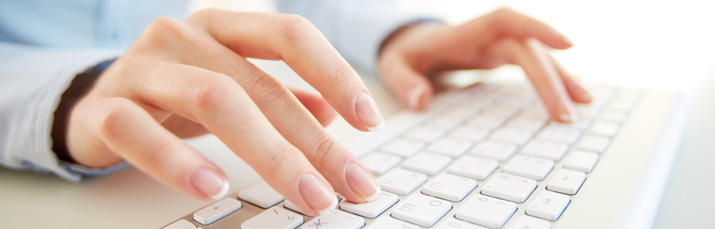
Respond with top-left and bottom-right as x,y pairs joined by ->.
1,1 -> 714,228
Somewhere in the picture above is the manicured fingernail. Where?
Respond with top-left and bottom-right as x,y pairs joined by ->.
354,92 -> 384,132
408,85 -> 426,109
562,35 -> 574,46
299,174 -> 338,216
191,167 -> 229,200
346,163 -> 381,202
553,92 -> 576,123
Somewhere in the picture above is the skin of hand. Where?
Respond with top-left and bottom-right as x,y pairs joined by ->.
378,8 -> 593,121
64,9 -> 383,216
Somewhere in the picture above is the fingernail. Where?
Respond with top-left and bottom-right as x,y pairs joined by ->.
191,167 -> 229,200
408,85 -> 426,109
354,92 -> 384,132
346,163 -> 381,202
562,35 -> 574,46
299,174 -> 338,216
553,92 -> 576,123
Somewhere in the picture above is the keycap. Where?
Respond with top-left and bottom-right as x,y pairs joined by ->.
508,216 -> 552,229
300,209 -> 364,229
378,168 -> 428,195
241,207 -> 304,229
481,173 -> 537,203
563,150 -> 600,173
360,152 -> 401,175
390,194 -> 452,227
448,126 -> 490,142
576,135 -> 610,153
547,169 -> 587,194
454,194 -> 517,228
193,197 -> 242,225
364,217 -> 422,229
422,173 -> 477,201
402,152 -> 451,175
489,126 -> 533,145
283,200 -> 306,215
447,155 -> 498,180
340,192 -> 398,218
526,191 -> 570,220
426,115 -> 467,130
469,140 -> 517,161
547,118 -> 592,131
426,138 -> 473,158
537,126 -> 581,144
435,218 -> 489,229
521,139 -> 569,161
467,113 -> 509,129
238,181 -> 285,208
381,138 -> 426,157
405,126 -> 447,142
589,121 -> 620,137
503,155 -> 554,181
507,113 -> 547,132
599,109 -> 628,123
163,219 -> 196,229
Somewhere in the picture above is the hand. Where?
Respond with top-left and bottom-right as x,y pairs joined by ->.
65,9 -> 382,216
378,8 -> 592,122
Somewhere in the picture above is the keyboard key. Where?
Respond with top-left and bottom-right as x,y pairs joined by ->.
467,113 -> 509,129
405,126 -> 447,142
576,135 -> 610,153
599,108 -> 628,123
508,216 -> 551,229
300,209 -> 364,229
426,138 -> 473,157
537,126 -> 581,144
481,173 -> 537,203
448,126 -> 490,142
563,150 -> 600,173
447,155 -> 498,180
503,155 -> 554,181
378,168 -> 427,195
163,219 -> 196,229
364,217 -> 422,229
360,152 -> 401,175
547,118 -> 592,130
238,181 -> 285,208
521,139 -> 569,161
589,120 -> 620,137
193,197 -> 242,225
381,138 -> 426,157
547,169 -> 586,194
241,207 -> 303,229
526,191 -> 570,220
469,140 -> 517,161
436,218 -> 489,229
422,173 -> 477,201
283,200 -> 305,215
455,194 -> 517,228
340,192 -> 398,218
426,115 -> 466,130
402,152 -> 451,175
489,126 -> 533,145
507,114 -> 547,132
391,194 -> 452,227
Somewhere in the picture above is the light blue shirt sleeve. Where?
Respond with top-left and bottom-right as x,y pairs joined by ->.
0,0 -> 439,182
276,0 -> 439,75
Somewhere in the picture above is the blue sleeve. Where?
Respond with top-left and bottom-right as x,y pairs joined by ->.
275,0 -> 439,75
0,42 -> 127,182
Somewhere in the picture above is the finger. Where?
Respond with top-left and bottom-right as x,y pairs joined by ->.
494,38 -> 576,122
129,62 -> 345,215
378,50 -> 434,110
185,9 -> 384,132
549,55 -> 593,103
89,97 -> 229,201
459,8 -> 573,50
137,16 -> 381,205
287,87 -> 337,127
161,114 -> 210,138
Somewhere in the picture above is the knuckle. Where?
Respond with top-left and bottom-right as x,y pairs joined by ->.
275,14 -> 318,42
97,99 -> 134,139
189,7 -> 221,21
308,133 -> 339,167
187,75 -> 238,112
142,17 -> 202,48
246,72 -> 292,109
265,142 -> 298,174
326,62 -> 354,85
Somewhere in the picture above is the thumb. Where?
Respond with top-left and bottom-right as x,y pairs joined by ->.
378,53 -> 434,110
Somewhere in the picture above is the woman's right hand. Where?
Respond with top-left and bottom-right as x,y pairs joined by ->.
65,9 -> 382,216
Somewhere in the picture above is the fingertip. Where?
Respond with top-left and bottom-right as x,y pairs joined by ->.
407,83 -> 433,111
191,167 -> 229,201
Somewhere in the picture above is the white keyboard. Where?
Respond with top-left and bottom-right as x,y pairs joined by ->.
163,82 -> 649,229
